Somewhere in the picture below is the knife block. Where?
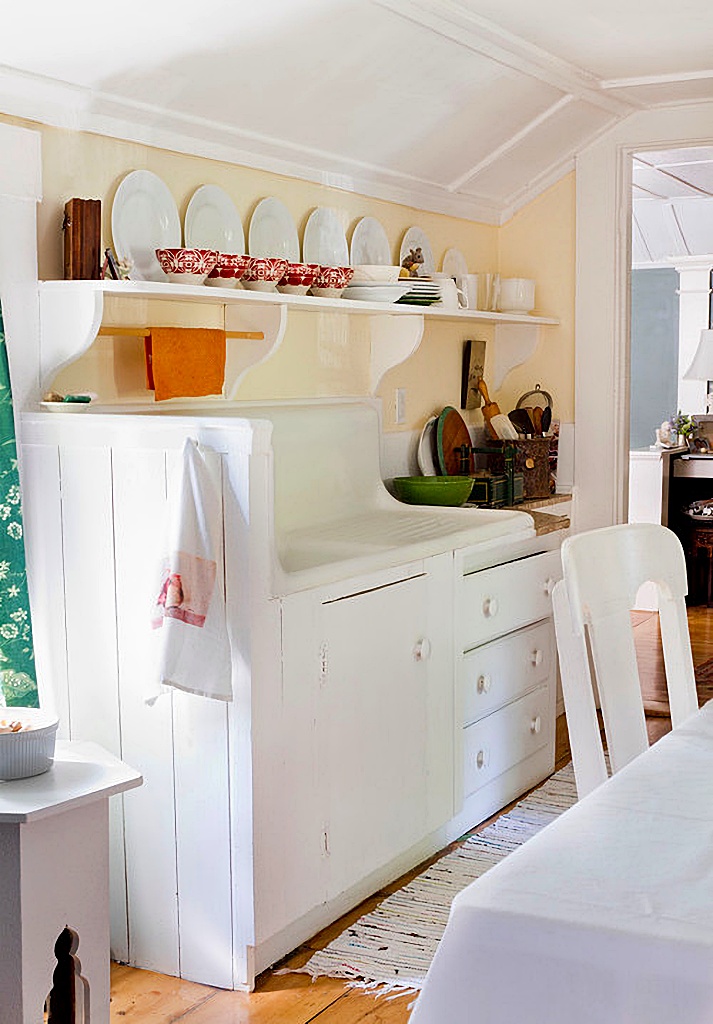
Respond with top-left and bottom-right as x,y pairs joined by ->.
63,198 -> 101,280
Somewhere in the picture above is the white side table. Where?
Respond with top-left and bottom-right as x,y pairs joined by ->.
0,741 -> 142,1024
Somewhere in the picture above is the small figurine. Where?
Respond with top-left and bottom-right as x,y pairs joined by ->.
401,246 -> 424,277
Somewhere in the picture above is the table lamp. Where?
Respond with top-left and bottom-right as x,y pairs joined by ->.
683,328 -> 713,413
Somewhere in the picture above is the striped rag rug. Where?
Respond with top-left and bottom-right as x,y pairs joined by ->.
293,761 -> 578,996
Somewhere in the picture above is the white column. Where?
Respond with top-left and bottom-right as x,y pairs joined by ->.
674,257 -> 711,415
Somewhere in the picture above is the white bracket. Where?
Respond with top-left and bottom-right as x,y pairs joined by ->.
369,313 -> 424,392
492,321 -> 542,390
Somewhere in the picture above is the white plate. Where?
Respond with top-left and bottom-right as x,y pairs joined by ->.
417,417 -> 439,475
248,197 -> 300,261
350,216 -> 391,266
400,227 -> 436,278
442,247 -> 468,278
303,207 -> 349,267
111,170 -> 181,282
343,283 -> 412,303
185,185 -> 244,252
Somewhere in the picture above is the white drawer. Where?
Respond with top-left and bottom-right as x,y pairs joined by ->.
458,549 -> 561,650
461,620 -> 554,727
463,685 -> 550,799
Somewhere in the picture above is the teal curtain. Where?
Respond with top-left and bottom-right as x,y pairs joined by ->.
0,305 -> 37,707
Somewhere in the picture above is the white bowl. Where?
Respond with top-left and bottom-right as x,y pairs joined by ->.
350,264 -> 401,284
499,278 -> 535,313
0,707 -> 59,780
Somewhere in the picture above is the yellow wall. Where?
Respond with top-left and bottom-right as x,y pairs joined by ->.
497,174 -> 576,424
4,113 -> 575,432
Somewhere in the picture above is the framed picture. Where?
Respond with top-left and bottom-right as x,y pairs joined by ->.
689,436 -> 711,453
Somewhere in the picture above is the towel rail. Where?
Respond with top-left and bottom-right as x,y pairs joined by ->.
97,326 -> 265,340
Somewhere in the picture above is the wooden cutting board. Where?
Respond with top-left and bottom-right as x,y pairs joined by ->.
436,406 -> 472,475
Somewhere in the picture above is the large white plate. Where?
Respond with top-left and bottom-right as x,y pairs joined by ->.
303,207 -> 349,267
350,216 -> 391,266
248,197 -> 299,261
185,185 -> 244,252
343,283 -> 412,303
400,226 -> 436,278
111,170 -> 181,282
417,417 -> 439,476
442,247 -> 469,278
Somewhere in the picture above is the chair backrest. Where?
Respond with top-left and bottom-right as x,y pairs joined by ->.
553,523 -> 699,798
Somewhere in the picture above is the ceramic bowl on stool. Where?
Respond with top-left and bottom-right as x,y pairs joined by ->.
310,266 -> 354,298
241,256 -> 289,292
277,262 -> 321,295
206,252 -> 251,288
155,248 -> 218,285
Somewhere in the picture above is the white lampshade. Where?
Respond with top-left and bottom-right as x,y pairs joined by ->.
683,329 -> 713,380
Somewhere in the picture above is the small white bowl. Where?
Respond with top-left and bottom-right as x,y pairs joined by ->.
0,707 -> 59,780
350,264 -> 401,284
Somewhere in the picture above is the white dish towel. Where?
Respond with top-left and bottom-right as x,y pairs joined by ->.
146,439 -> 233,705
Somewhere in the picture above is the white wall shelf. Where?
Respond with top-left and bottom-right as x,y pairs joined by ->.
37,279 -> 559,400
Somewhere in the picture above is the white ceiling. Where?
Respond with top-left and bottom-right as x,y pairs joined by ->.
633,147 -> 713,264
3,0 -> 713,223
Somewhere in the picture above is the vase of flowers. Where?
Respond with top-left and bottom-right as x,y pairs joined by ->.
669,412 -> 698,449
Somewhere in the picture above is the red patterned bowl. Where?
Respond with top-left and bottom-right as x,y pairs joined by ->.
155,248 -> 218,284
206,252 -> 251,288
241,256 -> 289,292
277,262 -> 321,295
310,265 -> 354,297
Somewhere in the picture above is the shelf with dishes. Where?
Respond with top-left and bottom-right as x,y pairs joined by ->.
36,279 -> 559,402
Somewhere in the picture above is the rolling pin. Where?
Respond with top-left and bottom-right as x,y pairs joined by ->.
477,378 -> 519,440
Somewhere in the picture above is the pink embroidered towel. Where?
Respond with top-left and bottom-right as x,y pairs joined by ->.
146,439 -> 232,704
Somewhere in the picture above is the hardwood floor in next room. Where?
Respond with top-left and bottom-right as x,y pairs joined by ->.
108,606 -> 713,1024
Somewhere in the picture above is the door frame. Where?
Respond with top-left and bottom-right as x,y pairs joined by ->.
575,101 -> 713,535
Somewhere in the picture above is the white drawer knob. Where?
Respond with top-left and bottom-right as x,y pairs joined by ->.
531,648 -> 543,667
477,674 -> 492,694
543,577 -> 556,597
476,748 -> 489,770
482,596 -> 499,618
414,638 -> 432,662
530,715 -> 542,735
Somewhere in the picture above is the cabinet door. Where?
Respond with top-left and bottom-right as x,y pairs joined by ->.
318,570 -> 447,899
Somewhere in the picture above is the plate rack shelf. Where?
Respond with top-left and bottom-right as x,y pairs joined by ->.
37,280 -> 559,401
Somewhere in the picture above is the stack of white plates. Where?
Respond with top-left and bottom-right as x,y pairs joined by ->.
398,278 -> 441,306
342,280 -> 413,303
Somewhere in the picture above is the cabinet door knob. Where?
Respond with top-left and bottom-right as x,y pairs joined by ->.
413,638 -> 432,662
476,748 -> 489,770
531,648 -> 543,667
543,577 -> 556,597
477,673 -> 492,694
530,715 -> 542,735
482,596 -> 499,618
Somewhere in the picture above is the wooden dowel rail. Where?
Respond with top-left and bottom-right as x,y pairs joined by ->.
97,326 -> 265,340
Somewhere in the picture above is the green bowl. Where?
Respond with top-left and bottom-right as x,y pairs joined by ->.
392,475 -> 474,506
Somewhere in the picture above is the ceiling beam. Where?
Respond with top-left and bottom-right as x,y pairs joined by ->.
371,0 -> 642,115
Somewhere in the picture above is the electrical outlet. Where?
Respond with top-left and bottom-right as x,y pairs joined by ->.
395,387 -> 406,424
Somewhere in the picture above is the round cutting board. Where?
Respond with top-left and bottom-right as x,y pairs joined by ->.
436,406 -> 472,475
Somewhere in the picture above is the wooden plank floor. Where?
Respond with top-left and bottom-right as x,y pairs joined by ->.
109,606 -> 713,1023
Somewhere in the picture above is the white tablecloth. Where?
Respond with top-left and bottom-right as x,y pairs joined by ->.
410,701 -> 713,1023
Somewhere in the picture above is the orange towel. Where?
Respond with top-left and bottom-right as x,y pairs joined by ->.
146,327 -> 226,402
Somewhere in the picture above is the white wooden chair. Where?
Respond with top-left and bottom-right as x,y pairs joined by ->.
552,523 -> 699,798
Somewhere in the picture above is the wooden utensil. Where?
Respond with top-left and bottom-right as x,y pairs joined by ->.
436,406 -> 473,474
509,408 -> 536,435
531,406 -> 543,435
476,378 -> 519,440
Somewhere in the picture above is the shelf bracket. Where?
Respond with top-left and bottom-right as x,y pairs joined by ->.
369,313 -> 424,393
224,302 -> 287,399
492,322 -> 542,390
38,285 -> 104,395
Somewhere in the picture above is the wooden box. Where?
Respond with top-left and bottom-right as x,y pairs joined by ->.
490,438 -> 551,499
63,198 -> 101,280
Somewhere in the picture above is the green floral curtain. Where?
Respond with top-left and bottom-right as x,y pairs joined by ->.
0,305 -> 37,707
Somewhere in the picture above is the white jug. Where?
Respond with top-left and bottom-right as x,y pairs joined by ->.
434,274 -> 466,310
